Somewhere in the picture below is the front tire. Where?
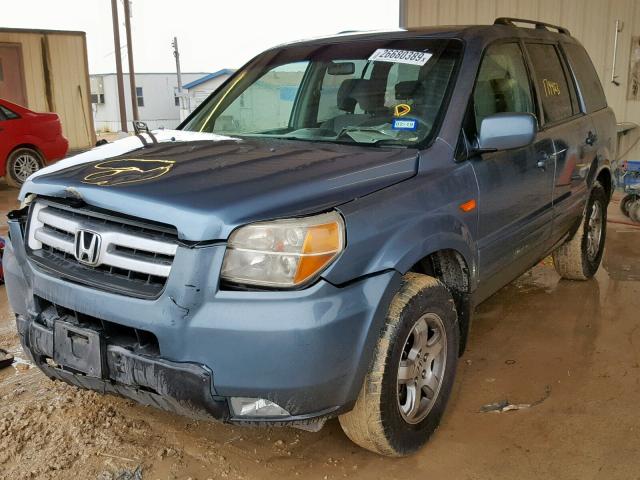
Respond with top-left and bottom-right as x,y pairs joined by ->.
552,181 -> 607,280
338,273 -> 459,456
5,147 -> 43,188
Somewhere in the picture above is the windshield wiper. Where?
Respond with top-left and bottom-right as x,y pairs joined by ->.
369,139 -> 410,147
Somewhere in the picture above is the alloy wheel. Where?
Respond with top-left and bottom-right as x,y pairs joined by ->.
586,201 -> 603,261
13,152 -> 40,182
397,312 -> 447,424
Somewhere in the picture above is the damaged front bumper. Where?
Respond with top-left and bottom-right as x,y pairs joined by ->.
3,215 -> 400,427
16,313 -> 228,421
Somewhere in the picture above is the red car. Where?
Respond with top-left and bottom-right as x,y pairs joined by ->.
0,98 -> 68,187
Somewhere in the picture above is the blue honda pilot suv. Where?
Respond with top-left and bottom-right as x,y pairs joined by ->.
4,18 -> 615,456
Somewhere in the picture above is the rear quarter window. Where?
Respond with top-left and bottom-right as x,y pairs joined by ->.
0,105 -> 19,120
563,43 -> 607,112
526,43 -> 575,124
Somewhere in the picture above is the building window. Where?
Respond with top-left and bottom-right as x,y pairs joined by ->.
90,93 -> 105,104
136,87 -> 144,107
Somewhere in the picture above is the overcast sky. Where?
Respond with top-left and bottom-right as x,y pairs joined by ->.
4,0 -> 400,74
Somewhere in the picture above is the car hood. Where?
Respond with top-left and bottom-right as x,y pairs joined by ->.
21,130 -> 418,240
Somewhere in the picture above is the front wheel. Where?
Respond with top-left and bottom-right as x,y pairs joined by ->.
5,147 -> 43,188
338,273 -> 459,456
552,181 -> 607,280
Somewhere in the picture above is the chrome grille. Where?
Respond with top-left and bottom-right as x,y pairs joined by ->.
26,201 -> 179,298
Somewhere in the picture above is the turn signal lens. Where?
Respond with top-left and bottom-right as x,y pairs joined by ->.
294,222 -> 341,284
221,212 -> 344,288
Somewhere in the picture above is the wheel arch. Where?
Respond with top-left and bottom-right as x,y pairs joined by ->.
407,248 -> 473,355
595,166 -> 613,201
591,142 -> 613,202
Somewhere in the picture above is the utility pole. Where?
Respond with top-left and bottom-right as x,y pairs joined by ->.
172,37 -> 183,103
123,0 -> 139,122
110,0 -> 127,132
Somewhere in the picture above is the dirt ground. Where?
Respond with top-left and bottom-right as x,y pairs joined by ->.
1,185 -> 639,480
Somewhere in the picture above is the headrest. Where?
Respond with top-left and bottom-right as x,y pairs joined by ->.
395,81 -> 421,100
337,79 -> 359,112
350,78 -> 386,113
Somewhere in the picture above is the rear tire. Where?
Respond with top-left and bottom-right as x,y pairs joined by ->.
5,147 -> 43,188
552,181 -> 607,280
338,273 -> 459,456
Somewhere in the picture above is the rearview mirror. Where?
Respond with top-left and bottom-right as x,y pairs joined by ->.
328,62 -> 355,75
478,113 -> 537,151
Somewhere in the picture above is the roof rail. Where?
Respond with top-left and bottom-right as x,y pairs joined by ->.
494,17 -> 571,35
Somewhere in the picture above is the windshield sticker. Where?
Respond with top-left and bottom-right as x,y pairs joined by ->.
393,103 -> 411,117
369,49 -> 432,66
392,118 -> 418,131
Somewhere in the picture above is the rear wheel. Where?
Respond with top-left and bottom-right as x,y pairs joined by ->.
629,199 -> 640,223
620,194 -> 639,218
5,147 -> 43,188
338,273 -> 459,456
552,181 -> 607,280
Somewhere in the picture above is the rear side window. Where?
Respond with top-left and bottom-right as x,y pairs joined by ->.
563,43 -> 607,112
526,43 -> 575,124
473,42 -> 534,131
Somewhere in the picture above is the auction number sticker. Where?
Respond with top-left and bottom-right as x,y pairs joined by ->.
368,49 -> 432,66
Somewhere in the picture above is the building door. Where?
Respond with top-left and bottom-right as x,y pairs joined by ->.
0,43 -> 27,107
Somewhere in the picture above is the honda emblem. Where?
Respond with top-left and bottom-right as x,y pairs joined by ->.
74,230 -> 102,266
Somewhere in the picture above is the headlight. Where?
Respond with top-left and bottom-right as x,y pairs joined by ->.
221,211 -> 345,288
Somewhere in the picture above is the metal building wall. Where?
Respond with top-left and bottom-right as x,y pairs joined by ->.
401,0 -> 640,160
0,28 -> 95,150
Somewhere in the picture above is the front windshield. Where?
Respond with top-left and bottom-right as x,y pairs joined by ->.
183,38 -> 462,147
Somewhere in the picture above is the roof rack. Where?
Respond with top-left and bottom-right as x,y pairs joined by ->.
494,17 -> 571,35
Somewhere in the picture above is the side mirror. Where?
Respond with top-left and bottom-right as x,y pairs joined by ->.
478,112 -> 537,151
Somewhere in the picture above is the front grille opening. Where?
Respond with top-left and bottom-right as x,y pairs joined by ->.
112,245 -> 174,264
42,224 -> 74,240
37,297 -> 161,356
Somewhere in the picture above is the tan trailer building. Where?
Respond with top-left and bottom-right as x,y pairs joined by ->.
400,0 -> 640,162
0,27 -> 95,151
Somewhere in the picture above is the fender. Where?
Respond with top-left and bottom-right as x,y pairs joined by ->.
325,160 -> 479,291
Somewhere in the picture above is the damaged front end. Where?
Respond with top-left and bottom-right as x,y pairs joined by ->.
3,196 -> 397,433
6,200 -> 229,421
